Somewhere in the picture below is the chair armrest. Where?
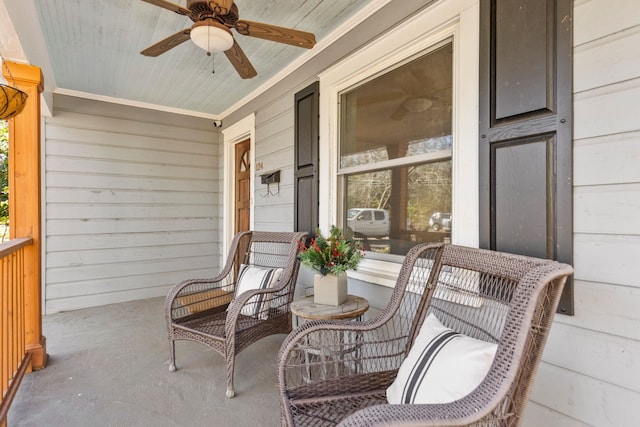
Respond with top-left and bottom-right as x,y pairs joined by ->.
225,286 -> 278,322
278,318 -> 407,400
166,230 -> 256,322
165,275 -> 234,322
337,403 -> 483,427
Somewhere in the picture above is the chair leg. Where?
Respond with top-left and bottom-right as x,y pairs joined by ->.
168,330 -> 176,372
226,352 -> 235,398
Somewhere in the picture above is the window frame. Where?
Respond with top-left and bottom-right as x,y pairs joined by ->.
318,0 -> 480,286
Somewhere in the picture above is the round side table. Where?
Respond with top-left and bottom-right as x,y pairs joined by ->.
290,295 -> 369,380
291,294 -> 369,324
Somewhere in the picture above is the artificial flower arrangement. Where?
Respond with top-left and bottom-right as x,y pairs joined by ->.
298,226 -> 364,276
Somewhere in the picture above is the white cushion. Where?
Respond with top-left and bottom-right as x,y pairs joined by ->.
386,313 -> 498,404
233,264 -> 283,319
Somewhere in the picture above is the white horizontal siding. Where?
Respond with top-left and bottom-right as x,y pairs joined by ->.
46,155 -> 214,180
46,218 -> 216,235
47,139 -> 214,168
543,322 -> 640,393
45,99 -> 221,313
523,402 -> 589,427
529,363 -> 638,427
574,130 -> 640,186
44,110 -> 215,143
255,91 -> 296,122
47,231 -> 216,257
253,204 -> 295,225
252,90 -> 305,232
574,0 -> 640,46
46,242 -> 217,269
256,108 -> 294,143
574,24 -> 640,93
557,280 -> 640,342
46,171 -> 215,192
47,256 -> 213,294
573,232 -> 640,288
524,1 -> 640,425
574,184 -> 640,235
45,123 -> 215,151
574,78 -> 640,140
258,137 -> 296,164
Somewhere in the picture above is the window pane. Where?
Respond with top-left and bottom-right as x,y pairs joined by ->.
339,42 -> 453,256
339,43 -> 453,169
344,160 -> 452,256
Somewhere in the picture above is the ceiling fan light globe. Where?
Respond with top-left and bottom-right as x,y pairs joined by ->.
404,97 -> 433,113
190,21 -> 234,53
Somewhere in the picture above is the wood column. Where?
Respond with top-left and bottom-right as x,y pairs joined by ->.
387,142 -> 409,253
3,61 -> 47,370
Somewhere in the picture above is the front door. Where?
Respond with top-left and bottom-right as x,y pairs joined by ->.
235,139 -> 251,233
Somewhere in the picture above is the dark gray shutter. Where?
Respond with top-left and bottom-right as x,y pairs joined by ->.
294,81 -> 319,240
479,0 -> 573,314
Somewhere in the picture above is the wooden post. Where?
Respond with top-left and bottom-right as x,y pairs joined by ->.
3,61 -> 47,370
387,142 -> 409,254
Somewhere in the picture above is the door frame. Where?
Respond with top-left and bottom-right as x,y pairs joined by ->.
222,113 -> 255,256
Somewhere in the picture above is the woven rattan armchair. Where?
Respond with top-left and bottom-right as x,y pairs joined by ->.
165,230 -> 307,398
278,243 -> 573,426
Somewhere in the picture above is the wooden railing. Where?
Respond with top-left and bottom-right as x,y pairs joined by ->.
0,238 -> 33,427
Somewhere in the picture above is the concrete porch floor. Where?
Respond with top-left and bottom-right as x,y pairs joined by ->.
8,297 -> 283,426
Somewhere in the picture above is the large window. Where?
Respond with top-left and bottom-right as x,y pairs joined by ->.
318,0 -> 479,283
338,43 -> 453,256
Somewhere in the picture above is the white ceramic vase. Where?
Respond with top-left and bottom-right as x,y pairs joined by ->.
313,272 -> 348,306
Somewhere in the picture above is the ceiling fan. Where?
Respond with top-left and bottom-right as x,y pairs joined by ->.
356,69 -> 451,121
389,93 -> 451,121
140,0 -> 317,79
356,89 -> 451,122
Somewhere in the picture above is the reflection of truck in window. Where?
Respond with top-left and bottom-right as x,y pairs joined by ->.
346,208 -> 390,238
428,212 -> 452,232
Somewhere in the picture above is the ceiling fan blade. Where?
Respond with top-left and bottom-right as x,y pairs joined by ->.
224,40 -> 257,79
141,29 -> 191,57
141,0 -> 191,16
235,20 -> 316,49
209,0 -> 234,15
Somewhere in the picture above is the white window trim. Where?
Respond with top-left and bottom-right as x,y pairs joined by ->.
337,148 -> 453,177
222,113 -> 256,256
318,0 -> 479,287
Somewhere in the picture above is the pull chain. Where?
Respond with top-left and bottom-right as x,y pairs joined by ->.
211,52 -> 215,74
206,24 -> 215,74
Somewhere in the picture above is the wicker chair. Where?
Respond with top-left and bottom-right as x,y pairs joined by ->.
278,243 -> 573,426
165,230 -> 307,398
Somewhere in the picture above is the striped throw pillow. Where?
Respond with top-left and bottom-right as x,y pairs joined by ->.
386,313 -> 497,404
233,264 -> 283,319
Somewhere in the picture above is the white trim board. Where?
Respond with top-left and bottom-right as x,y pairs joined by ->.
222,113 -> 256,255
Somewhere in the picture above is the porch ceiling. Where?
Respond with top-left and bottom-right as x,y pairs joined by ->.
1,0 -> 374,118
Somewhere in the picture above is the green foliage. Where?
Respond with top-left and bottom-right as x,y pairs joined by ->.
298,226 -> 363,276
0,120 -> 8,222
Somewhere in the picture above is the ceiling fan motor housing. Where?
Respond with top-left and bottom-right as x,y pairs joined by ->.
186,0 -> 239,26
